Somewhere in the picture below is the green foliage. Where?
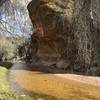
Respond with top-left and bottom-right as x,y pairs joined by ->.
0,36 -> 19,60
0,62 -> 12,69
0,36 -> 22,60
17,45 -> 26,57
17,39 -> 32,62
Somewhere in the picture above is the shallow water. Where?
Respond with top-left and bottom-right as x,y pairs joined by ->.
9,63 -> 100,100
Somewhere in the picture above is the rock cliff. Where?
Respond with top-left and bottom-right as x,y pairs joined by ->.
27,0 -> 99,74
27,0 -> 75,68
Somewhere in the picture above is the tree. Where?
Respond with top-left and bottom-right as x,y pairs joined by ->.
91,0 -> 100,66
70,0 -> 98,73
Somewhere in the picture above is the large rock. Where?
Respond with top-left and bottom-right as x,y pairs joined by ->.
27,0 -> 75,67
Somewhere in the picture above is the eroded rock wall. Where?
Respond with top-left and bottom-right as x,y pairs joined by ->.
27,0 -> 75,67
27,0 -> 99,74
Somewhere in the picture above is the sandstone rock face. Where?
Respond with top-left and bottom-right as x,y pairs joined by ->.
27,0 -> 75,67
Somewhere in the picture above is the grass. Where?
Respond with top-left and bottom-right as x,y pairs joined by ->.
0,66 -> 33,100
0,67 -> 11,92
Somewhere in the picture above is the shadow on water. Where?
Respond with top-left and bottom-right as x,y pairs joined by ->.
10,63 -> 72,74
10,63 -> 100,77
11,63 -> 52,73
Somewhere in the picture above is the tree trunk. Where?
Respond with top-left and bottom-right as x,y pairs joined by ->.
71,0 -> 98,73
91,0 -> 100,66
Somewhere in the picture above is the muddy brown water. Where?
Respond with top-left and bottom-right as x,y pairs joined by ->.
8,63 -> 100,100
